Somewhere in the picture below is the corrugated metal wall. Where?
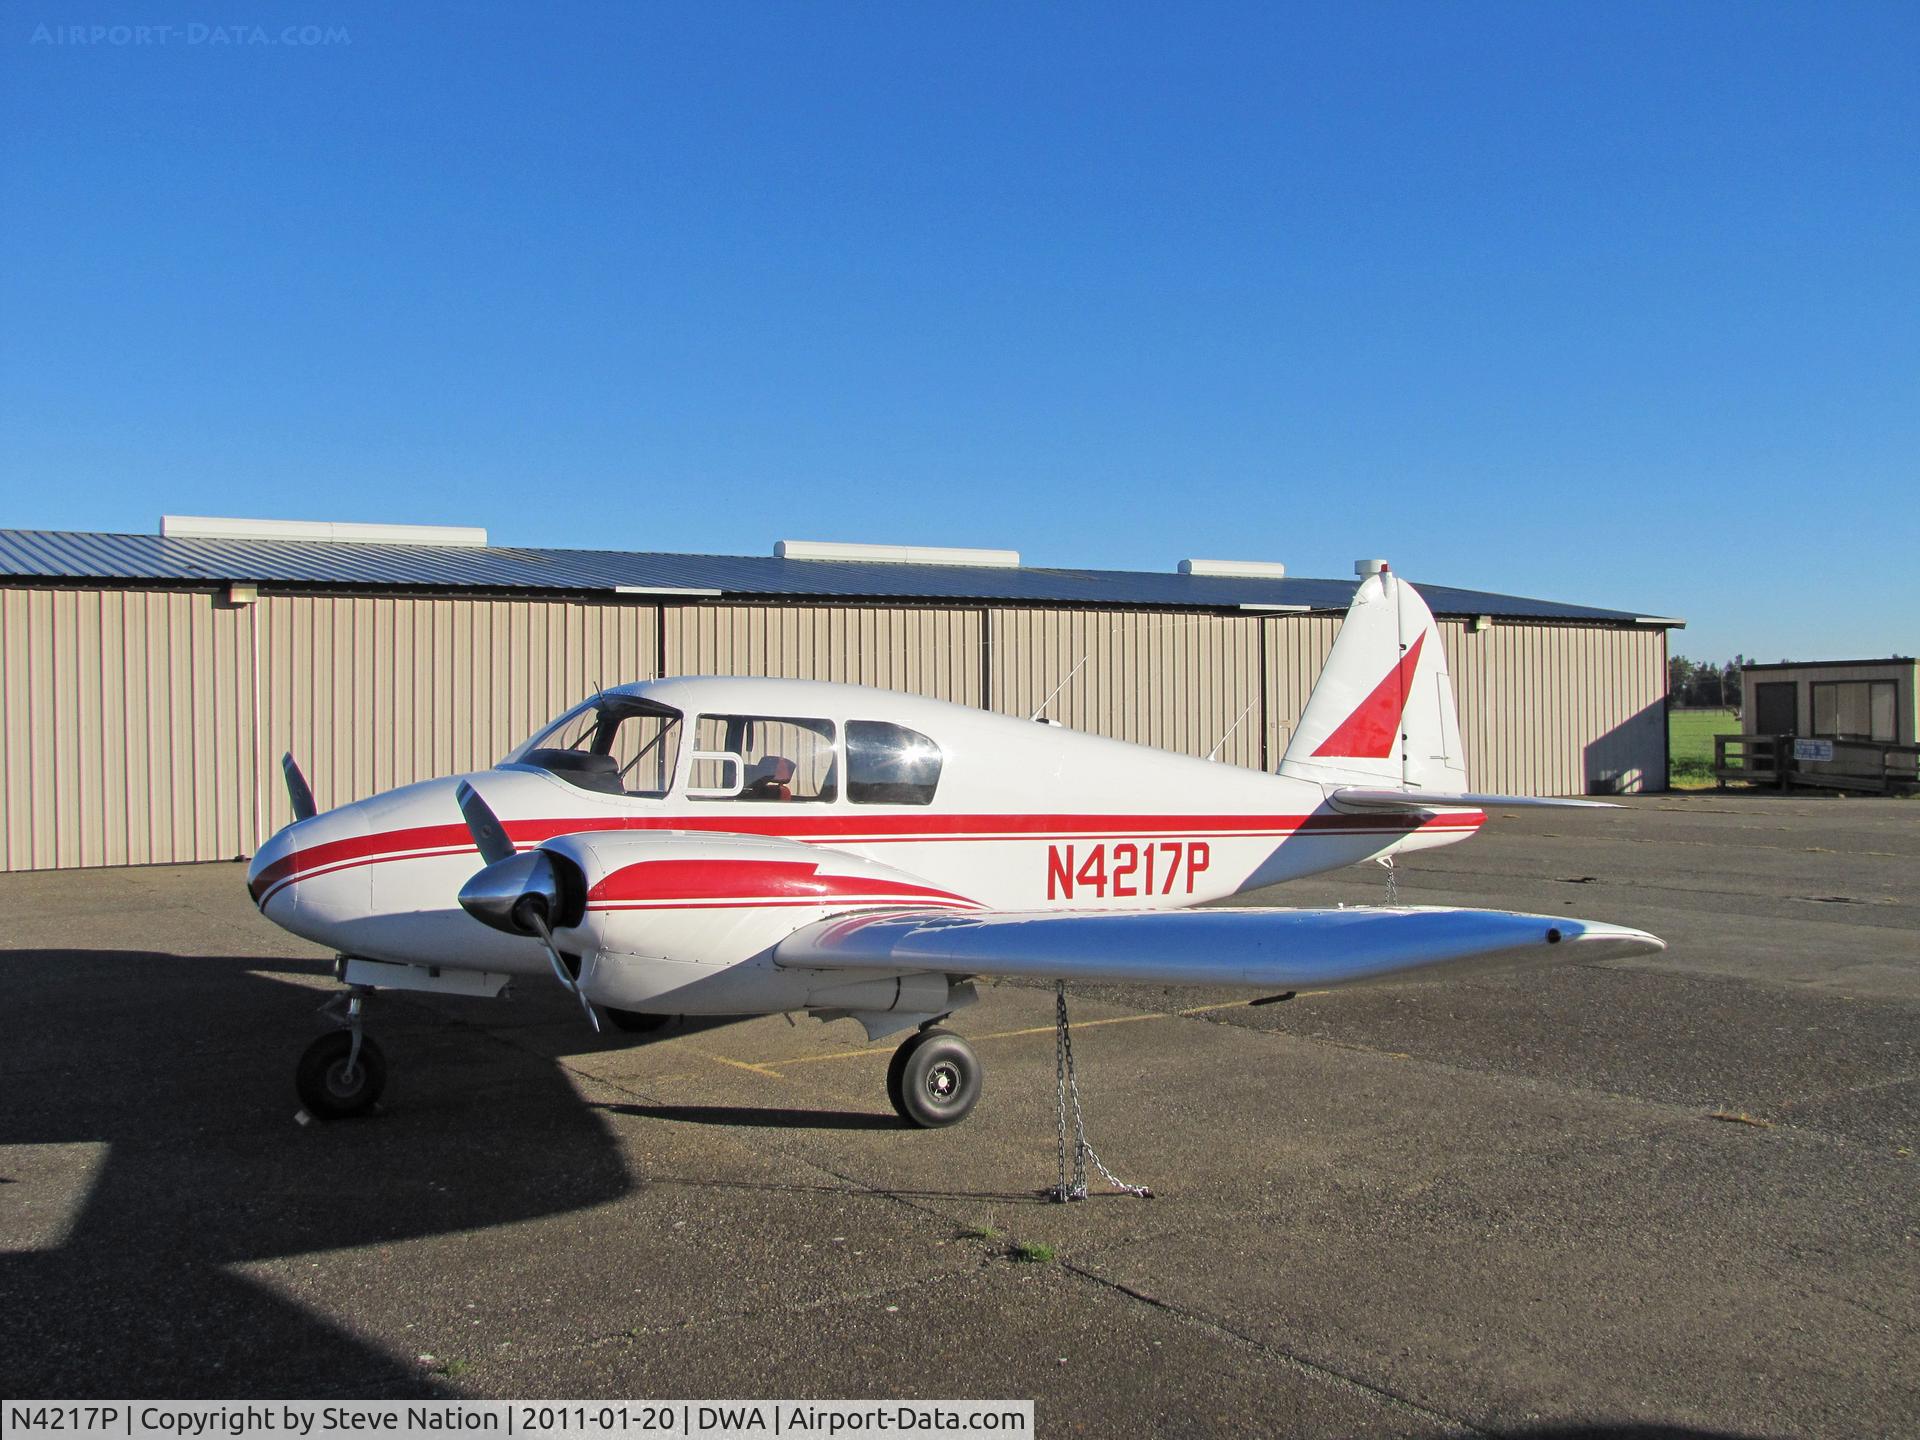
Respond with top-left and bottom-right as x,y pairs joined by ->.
988,608 -> 1265,768
664,605 -> 982,705
255,594 -> 660,834
1444,620 -> 1668,796
0,588 -> 660,870
1261,612 -> 1342,764
1,588 -> 258,870
0,585 -> 1669,871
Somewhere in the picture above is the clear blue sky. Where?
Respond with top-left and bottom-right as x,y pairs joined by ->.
3,2 -> 1914,663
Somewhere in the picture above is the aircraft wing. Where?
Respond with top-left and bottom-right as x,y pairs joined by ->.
1330,787 -> 1619,813
774,905 -> 1663,990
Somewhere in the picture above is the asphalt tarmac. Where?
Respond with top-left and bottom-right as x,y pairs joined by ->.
1,794 -> 1914,1437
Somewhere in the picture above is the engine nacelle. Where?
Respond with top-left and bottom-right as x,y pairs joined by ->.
530,828 -> 983,1015
806,972 -> 958,1014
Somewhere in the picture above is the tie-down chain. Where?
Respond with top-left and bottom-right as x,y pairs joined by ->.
1052,981 -> 1153,1203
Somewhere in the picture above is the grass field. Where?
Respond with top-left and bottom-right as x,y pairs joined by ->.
1670,706 -> 1738,785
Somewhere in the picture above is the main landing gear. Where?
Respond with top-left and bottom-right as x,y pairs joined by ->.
296,987 -> 387,1120
886,1026 -> 981,1128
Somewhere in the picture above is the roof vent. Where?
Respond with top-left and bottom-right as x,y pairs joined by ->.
1178,558 -> 1287,579
1354,558 -> 1389,577
161,516 -> 488,547
775,539 -> 1020,568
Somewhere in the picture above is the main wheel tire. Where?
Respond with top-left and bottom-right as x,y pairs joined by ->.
296,1030 -> 387,1120
885,1037 -> 914,1115
888,1028 -> 981,1129
605,1008 -> 673,1034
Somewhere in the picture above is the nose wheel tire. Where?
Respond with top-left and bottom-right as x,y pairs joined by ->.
887,1027 -> 981,1128
296,1030 -> 387,1120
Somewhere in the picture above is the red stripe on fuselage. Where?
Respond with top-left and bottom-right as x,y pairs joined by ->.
250,809 -> 1485,906
585,858 -> 978,910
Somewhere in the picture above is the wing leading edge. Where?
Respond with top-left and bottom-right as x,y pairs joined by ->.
775,905 -> 1663,990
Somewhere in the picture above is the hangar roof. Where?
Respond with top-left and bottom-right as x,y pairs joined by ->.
0,527 -> 1668,625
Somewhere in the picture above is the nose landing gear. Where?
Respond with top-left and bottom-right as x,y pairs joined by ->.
296,987 -> 386,1120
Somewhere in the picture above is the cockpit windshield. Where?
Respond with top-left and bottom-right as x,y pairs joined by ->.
503,695 -> 684,797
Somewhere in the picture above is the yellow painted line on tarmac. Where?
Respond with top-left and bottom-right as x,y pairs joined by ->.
976,1011 -> 1175,1042
637,991 -> 1361,1086
652,994 -> 1348,1080
741,1000 -> 1294,1072
775,1010 -> 1175,1069
1175,990 -> 1329,1015
690,1049 -> 790,1080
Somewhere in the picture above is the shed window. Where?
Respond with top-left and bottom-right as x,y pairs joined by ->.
1810,681 -> 1896,743
690,715 -> 838,802
846,721 -> 942,805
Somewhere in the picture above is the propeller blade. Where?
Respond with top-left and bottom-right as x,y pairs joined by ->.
455,780 -> 515,864
525,907 -> 602,1034
282,753 -> 317,822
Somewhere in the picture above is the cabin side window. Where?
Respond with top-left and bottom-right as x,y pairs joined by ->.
506,697 -> 683,797
689,715 -> 838,802
846,720 -> 942,806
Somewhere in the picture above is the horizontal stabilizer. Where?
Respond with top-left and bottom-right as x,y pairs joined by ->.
1331,788 -> 1618,813
775,905 -> 1663,990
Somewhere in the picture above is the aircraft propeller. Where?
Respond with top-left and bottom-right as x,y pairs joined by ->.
282,753 -> 317,822
453,781 -> 601,1033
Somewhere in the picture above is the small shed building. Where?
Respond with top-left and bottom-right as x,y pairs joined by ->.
1742,659 -> 1919,746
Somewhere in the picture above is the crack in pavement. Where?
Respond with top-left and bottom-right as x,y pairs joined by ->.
1061,1261 -> 1486,1439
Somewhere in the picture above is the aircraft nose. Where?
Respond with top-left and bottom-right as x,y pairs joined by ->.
247,827 -> 300,909
247,804 -> 373,946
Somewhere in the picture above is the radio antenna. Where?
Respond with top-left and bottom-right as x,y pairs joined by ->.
1030,654 -> 1089,722
1206,701 -> 1258,762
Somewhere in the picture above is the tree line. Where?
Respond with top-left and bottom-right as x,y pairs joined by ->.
1669,655 -> 1745,710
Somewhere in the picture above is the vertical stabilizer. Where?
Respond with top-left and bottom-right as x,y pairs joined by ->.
1279,569 -> 1468,791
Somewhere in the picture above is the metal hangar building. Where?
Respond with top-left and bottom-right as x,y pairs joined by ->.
0,519 -> 1680,872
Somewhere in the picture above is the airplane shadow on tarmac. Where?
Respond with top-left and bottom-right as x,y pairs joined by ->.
0,949 -> 636,1398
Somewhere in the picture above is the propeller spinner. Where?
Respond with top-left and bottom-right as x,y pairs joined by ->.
453,781 -> 600,1033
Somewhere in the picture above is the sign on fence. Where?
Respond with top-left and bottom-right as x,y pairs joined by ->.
1793,738 -> 1835,763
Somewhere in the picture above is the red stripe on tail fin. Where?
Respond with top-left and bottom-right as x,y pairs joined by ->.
1310,631 -> 1425,759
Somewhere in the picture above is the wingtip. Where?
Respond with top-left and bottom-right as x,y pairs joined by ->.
1565,921 -> 1666,960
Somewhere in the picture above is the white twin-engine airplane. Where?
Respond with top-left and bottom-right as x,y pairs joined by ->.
251,567 -> 1663,1126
